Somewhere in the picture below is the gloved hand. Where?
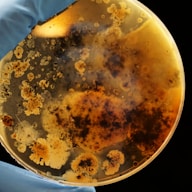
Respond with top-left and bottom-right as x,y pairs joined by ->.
0,0 -> 76,59
0,161 -> 96,192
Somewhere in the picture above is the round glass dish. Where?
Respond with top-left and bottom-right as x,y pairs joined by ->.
0,0 -> 185,187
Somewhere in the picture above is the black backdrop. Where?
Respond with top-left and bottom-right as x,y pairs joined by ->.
0,0 -> 190,191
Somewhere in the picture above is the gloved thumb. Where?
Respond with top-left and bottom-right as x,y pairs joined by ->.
0,0 -> 76,59
0,161 -> 95,192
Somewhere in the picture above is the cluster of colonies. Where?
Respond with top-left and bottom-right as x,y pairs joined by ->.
0,0 -> 182,183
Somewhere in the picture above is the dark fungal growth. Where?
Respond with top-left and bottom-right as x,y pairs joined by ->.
104,52 -> 125,78
1,114 -> 14,127
54,25 -> 83,58
46,89 -> 132,152
71,153 -> 99,176
126,105 -> 174,156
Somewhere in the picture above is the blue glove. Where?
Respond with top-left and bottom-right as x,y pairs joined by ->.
0,161 -> 96,192
0,0 -> 76,59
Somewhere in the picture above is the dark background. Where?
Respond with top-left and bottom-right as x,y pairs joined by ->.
0,0 -> 190,191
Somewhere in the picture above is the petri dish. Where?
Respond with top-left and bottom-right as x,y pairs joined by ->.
0,0 -> 185,187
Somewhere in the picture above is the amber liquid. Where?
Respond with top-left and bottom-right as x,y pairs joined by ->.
0,0 -> 184,185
